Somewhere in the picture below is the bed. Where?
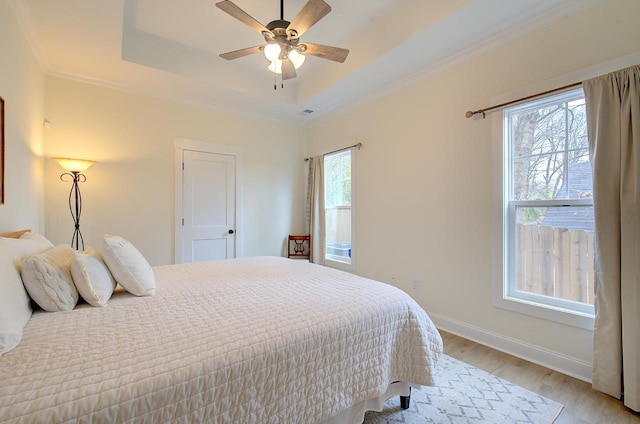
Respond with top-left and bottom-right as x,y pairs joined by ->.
0,231 -> 443,423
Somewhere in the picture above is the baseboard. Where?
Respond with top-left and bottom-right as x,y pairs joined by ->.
429,313 -> 593,383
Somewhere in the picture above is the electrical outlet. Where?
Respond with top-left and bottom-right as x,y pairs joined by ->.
390,275 -> 396,284
412,278 -> 420,290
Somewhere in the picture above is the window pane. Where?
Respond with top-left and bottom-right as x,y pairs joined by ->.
514,205 -> 595,305
512,153 -> 566,200
325,151 -> 352,264
505,89 -> 595,317
509,94 -> 590,201
325,151 -> 351,207
558,155 -> 592,200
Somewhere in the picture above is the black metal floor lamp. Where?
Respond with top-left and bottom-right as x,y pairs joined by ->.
53,158 -> 95,251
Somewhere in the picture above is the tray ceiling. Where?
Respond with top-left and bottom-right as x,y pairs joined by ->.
11,0 -> 604,123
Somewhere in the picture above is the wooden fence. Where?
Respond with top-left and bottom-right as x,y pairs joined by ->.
325,206 -> 351,244
516,224 -> 595,305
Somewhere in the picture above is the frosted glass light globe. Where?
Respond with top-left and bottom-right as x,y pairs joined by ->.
264,43 -> 281,62
288,49 -> 306,69
268,60 -> 283,74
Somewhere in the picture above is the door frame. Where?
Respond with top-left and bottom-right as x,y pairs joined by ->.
174,137 -> 243,263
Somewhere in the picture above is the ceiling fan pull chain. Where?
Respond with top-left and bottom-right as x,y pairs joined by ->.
273,72 -> 284,90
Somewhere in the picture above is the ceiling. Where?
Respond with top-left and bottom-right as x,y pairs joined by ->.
11,0 -> 604,124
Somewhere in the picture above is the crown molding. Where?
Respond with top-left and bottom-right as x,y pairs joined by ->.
44,68 -> 305,127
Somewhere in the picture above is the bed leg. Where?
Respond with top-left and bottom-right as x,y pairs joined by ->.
400,387 -> 411,409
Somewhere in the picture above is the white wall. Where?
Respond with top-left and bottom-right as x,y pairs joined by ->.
0,1 -> 45,233
6,0 -> 639,379
43,77 -> 306,265
306,0 -> 640,377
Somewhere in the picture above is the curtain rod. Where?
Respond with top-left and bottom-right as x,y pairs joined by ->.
465,81 -> 583,119
304,142 -> 363,161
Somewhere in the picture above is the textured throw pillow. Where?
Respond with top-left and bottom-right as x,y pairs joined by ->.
102,235 -> 155,297
21,245 -> 79,312
0,245 -> 32,355
0,232 -> 54,259
71,247 -> 116,307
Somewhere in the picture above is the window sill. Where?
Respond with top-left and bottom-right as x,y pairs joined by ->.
325,256 -> 355,273
493,294 -> 594,331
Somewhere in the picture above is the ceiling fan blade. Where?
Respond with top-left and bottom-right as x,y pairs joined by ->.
281,60 -> 297,80
216,1 -> 271,35
286,0 -> 331,38
219,45 -> 263,60
300,43 -> 349,63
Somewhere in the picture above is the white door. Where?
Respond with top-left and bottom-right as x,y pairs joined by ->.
180,150 -> 236,263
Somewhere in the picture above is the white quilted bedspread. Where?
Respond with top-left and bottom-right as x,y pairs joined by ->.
0,257 -> 442,423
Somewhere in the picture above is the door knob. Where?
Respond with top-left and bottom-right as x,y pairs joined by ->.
228,229 -> 235,234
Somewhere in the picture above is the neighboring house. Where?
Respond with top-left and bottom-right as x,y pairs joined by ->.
541,162 -> 594,231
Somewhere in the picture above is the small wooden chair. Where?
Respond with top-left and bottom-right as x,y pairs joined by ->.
288,235 -> 310,259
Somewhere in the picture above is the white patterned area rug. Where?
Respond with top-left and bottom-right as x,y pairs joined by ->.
364,355 -> 563,424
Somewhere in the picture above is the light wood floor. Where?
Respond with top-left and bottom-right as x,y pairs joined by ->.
441,331 -> 640,424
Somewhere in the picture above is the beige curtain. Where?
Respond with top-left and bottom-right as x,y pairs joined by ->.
304,158 -> 314,234
308,156 -> 325,264
584,65 -> 640,412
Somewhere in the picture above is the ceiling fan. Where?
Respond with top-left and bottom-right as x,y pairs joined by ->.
216,0 -> 349,81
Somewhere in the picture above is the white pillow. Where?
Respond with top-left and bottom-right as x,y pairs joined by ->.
0,245 -> 32,355
71,247 -> 116,307
0,232 -> 54,258
102,235 -> 155,297
21,245 -> 78,312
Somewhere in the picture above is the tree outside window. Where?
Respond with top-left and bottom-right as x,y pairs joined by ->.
505,89 -> 595,314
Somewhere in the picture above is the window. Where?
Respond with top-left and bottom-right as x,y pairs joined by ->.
501,88 -> 595,325
324,149 -> 355,269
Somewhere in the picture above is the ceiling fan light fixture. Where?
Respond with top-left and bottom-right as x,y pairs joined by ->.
264,43 -> 281,62
288,49 -> 306,69
268,60 -> 283,74
217,0 -> 349,83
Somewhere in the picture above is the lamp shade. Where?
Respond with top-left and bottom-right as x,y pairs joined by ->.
53,157 -> 96,173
